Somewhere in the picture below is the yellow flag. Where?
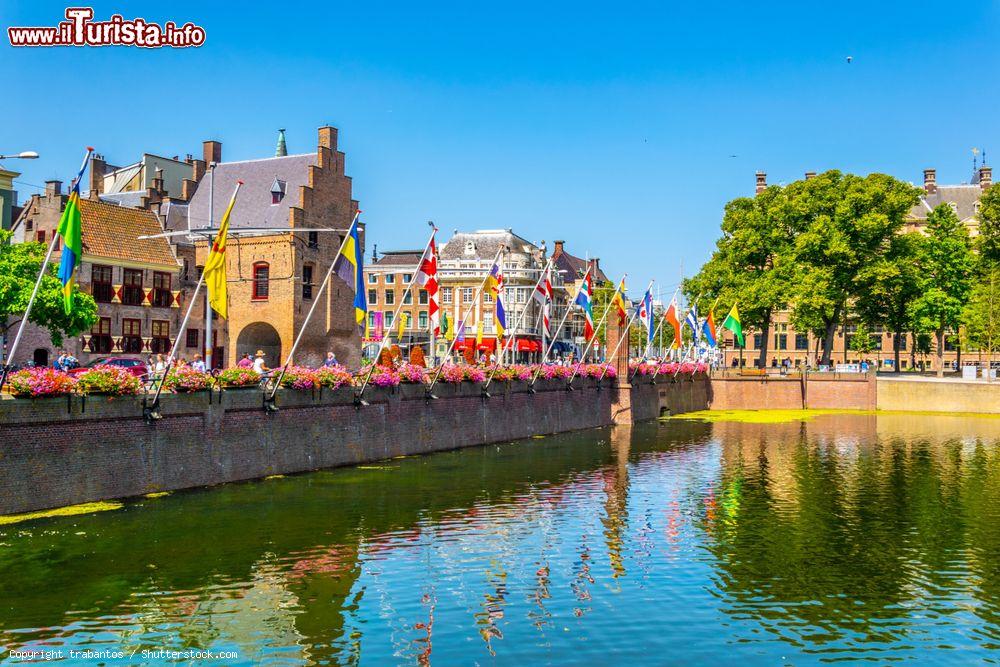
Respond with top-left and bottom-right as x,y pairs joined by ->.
397,312 -> 409,338
476,320 -> 483,346
204,182 -> 241,319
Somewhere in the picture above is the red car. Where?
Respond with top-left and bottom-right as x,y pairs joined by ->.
68,356 -> 148,377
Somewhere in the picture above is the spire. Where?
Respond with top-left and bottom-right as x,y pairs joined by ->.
275,128 -> 287,157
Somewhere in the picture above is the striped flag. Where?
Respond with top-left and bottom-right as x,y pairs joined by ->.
414,234 -> 440,335
663,295 -> 682,349
55,149 -> 92,314
532,263 -> 553,336
685,301 -> 700,342
486,262 -> 506,339
574,271 -> 595,342
637,288 -> 654,344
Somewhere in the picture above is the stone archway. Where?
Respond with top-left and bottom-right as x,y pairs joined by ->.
236,322 -> 282,367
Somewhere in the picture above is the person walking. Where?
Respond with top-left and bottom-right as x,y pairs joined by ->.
237,353 -> 253,369
322,351 -> 338,368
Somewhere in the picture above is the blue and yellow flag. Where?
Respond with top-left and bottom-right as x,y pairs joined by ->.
486,262 -> 506,339
334,213 -> 367,333
56,148 -> 92,314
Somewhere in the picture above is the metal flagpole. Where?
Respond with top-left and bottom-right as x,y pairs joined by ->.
205,163 -> 215,371
634,287 -> 678,381
356,224 -> 437,401
530,265 -> 591,387
485,256 -> 554,391
426,246 -> 505,395
648,288 -> 681,383
1,147 -> 92,392
598,280 -> 654,384
270,211 -> 360,401
565,272 -> 626,386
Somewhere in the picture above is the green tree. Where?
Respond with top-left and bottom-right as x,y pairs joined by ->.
976,183 -> 1000,265
854,232 -> 923,371
962,265 -> 1000,380
910,205 -> 975,377
785,171 -> 921,365
685,184 -> 796,368
849,321 -> 876,357
0,229 -> 98,360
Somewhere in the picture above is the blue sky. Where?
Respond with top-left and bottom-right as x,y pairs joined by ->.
3,0 -> 999,300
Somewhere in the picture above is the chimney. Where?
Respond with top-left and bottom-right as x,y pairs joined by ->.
44,180 -> 62,197
318,126 -> 338,151
152,167 -> 165,195
980,166 -> 992,190
89,154 -> 105,195
923,168 -> 937,194
553,240 -> 565,258
804,171 -> 816,180
203,140 -> 222,165
755,171 -> 767,194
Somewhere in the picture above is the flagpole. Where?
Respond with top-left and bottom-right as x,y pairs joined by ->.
598,279 -> 654,384
484,256 -> 554,391
529,265 -> 591,387
426,246 -> 506,395
1,147 -> 92,393
648,289 -> 682,383
636,287 -> 678,382
356,224 -> 437,401
270,211 -> 360,401
565,273 -> 625,386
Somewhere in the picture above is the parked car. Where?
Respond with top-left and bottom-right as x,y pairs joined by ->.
67,357 -> 147,377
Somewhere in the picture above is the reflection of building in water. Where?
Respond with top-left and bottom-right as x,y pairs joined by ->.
603,424 -> 632,579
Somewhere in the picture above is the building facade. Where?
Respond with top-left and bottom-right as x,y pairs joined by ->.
363,249 -> 432,355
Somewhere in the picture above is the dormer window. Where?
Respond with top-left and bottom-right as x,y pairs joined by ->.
270,177 -> 286,205
464,241 -> 476,255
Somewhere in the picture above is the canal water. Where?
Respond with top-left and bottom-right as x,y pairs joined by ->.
3,413 -> 1000,665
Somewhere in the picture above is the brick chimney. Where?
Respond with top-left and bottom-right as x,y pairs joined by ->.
980,165 -> 992,190
804,171 -> 816,180
152,167 -> 165,195
923,168 -> 937,194
89,154 -> 105,195
755,171 -> 767,194
44,180 -> 62,198
318,126 -> 338,151
203,140 -> 222,165
552,240 -> 565,259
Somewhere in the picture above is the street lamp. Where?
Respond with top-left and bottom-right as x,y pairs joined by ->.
0,151 -> 39,159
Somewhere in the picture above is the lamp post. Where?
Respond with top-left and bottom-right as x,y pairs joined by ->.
0,151 -> 39,160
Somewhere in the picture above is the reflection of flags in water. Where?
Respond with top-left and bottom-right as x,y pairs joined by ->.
414,235 -> 439,334
532,264 -> 553,336
333,213 -> 367,334
637,288 -> 654,344
574,271 -> 595,342
56,149 -> 92,314
663,295 -> 682,349
685,301 -> 700,342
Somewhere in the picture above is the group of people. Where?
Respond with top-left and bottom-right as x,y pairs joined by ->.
234,349 -> 340,378
52,351 -> 80,371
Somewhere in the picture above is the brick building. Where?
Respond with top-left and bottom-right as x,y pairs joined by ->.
551,240 -> 609,354
363,249 -> 432,354
8,182 -> 182,367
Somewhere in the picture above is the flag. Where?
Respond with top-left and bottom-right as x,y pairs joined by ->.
663,295 -> 682,349
334,213 -> 367,333
55,149 -> 92,314
637,289 -> 654,344
374,311 -> 384,339
532,263 -> 553,336
486,262 -> 506,339
721,303 -> 744,346
455,314 -> 465,342
575,271 -> 595,342
685,301 -> 700,342
396,312 -> 410,338
611,277 -> 628,325
414,235 -> 440,335
203,181 -> 241,320
702,307 -> 717,347
441,309 -> 454,340
476,320 -> 484,346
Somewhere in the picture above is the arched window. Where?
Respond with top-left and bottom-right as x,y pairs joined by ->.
253,262 -> 270,300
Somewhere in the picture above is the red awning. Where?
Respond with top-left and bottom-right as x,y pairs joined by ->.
477,339 -> 497,352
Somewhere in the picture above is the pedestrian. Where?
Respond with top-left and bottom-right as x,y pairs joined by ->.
322,351 -> 338,368
191,354 -> 206,373
252,350 -> 271,377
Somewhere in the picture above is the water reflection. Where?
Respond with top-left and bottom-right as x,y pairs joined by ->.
2,415 -> 1000,664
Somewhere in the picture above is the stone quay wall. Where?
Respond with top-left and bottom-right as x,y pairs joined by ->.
0,377 -> 707,516
703,372 -> 877,411
876,376 -> 1000,414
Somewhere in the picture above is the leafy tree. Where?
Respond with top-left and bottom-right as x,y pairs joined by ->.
0,229 -> 97,359
685,184 -> 796,368
854,232 -> 923,371
962,265 -> 1000,380
910,204 -> 975,377
849,322 -> 876,357
785,171 -> 921,365
976,183 -> 1000,265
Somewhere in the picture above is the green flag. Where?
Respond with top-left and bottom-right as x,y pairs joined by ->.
721,303 -> 744,346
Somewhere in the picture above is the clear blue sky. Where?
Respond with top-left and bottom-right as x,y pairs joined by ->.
3,0 -> 999,300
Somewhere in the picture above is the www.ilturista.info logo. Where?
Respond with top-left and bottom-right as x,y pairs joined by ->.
8,7 -> 205,48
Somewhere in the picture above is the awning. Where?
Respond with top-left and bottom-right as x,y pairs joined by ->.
515,339 -> 542,352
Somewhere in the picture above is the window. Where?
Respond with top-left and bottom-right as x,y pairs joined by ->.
122,318 -> 142,354
183,259 -> 189,281
752,333 -> 763,350
253,262 -> 269,300
896,334 -> 907,351
368,273 -> 378,284
35,230 -> 45,244
385,274 -> 395,284
25,219 -> 32,231
122,268 -> 144,305
442,287 -> 453,304
403,289 -> 412,305
402,273 -> 412,284
418,289 -> 429,305
419,311 -> 428,329
302,264 -> 314,300
151,320 -> 170,354
774,334 -> 787,350
795,334 -> 809,351
384,290 -> 395,305
484,292 -> 493,304
91,264 -> 113,303
307,231 -> 318,249
368,311 -> 377,331
384,311 -> 394,328
186,329 -> 199,349
152,271 -> 172,307
90,317 -> 112,354
368,288 -> 378,305
462,288 -> 473,304
270,177 -> 286,205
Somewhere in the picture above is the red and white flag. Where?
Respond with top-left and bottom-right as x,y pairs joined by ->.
532,264 -> 553,336
414,235 -> 440,335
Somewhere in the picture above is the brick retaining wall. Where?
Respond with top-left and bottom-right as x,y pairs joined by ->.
704,373 -> 876,411
0,378 -> 707,516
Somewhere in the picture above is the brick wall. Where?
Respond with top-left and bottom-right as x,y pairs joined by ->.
706,373 -> 876,411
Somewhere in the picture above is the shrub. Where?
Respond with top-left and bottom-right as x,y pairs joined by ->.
163,365 -> 212,392
378,348 -> 395,367
314,364 -> 354,389
409,345 -> 426,367
6,368 -> 77,398
279,365 -> 319,390
77,366 -> 142,396
390,345 -> 404,364
462,346 -> 475,365
218,367 -> 260,387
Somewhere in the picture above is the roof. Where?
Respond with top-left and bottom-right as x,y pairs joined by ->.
439,229 -> 539,262
908,185 -> 983,223
78,198 -> 178,269
554,248 -> 609,283
372,250 -> 422,267
99,191 -> 146,208
186,153 -> 316,230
